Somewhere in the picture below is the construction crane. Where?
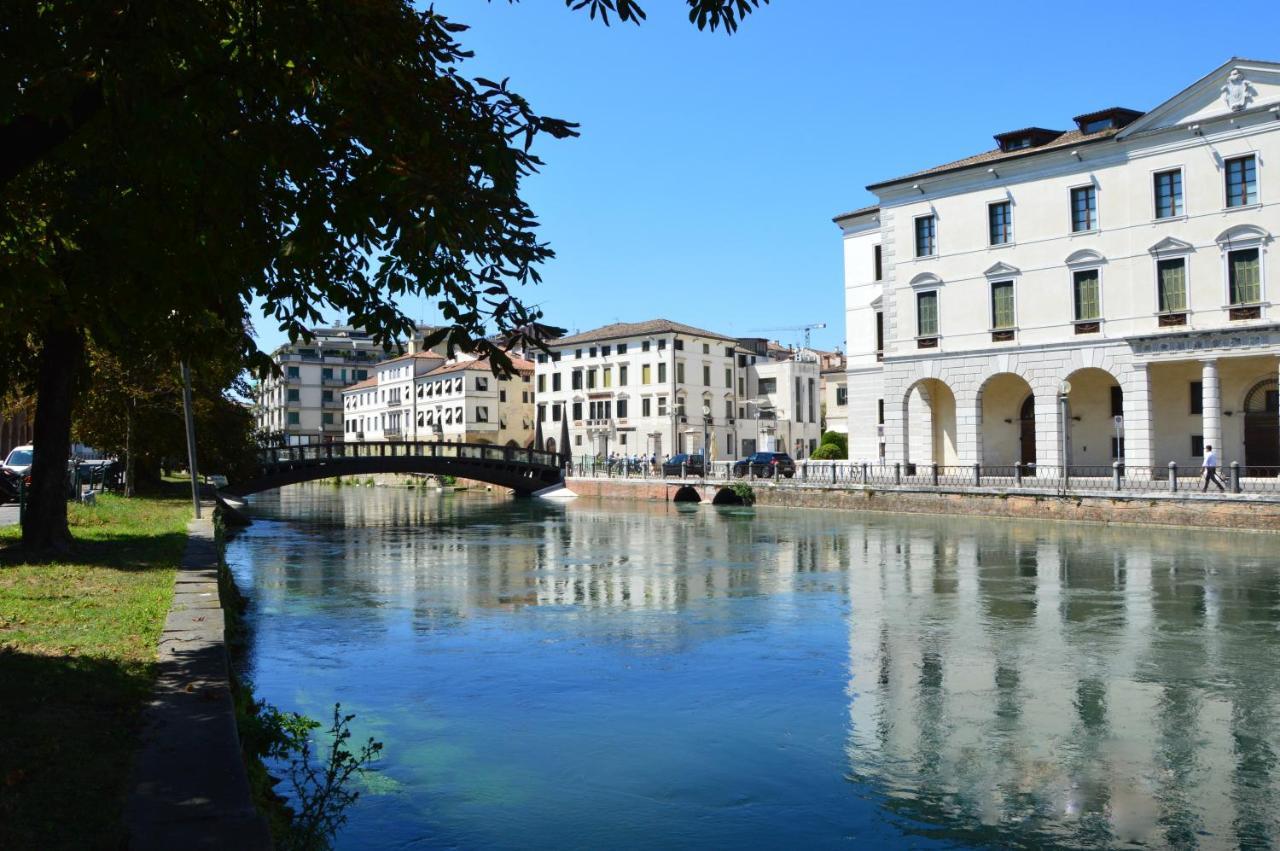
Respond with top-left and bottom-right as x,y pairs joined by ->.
747,322 -> 828,351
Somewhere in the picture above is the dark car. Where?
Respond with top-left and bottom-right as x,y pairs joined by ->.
733,452 -> 796,479
0,467 -> 19,504
661,453 -> 706,477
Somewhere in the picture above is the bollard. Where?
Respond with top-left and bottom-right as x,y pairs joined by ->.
931,463 -> 939,486
831,463 -> 837,486
861,462 -> 868,485
681,462 -> 687,480
1169,461 -> 1178,493
894,462 -> 901,486
1014,464 -> 1022,488
972,462 -> 981,487
1113,460 -> 1122,492
1230,461 -> 1241,494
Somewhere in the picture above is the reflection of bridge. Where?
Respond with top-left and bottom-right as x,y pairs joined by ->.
223,442 -> 567,497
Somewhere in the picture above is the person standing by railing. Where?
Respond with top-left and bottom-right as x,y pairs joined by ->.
1202,445 -> 1226,492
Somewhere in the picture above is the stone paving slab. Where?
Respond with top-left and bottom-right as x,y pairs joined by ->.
125,509 -> 271,850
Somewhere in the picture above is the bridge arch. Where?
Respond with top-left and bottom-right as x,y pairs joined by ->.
224,441 -> 566,497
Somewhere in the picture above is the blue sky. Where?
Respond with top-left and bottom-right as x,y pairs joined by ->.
253,0 -> 1280,354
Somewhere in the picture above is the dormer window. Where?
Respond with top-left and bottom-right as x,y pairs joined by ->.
993,127 -> 1062,153
1072,107 -> 1142,134
1082,118 -> 1113,133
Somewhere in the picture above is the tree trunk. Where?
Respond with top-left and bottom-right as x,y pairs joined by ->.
124,398 -> 136,497
22,324 -> 84,552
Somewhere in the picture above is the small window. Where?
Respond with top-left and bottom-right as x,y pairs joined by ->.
657,339 -> 667,351
988,201 -> 1012,245
552,403 -> 561,421
1157,258 -> 1187,313
916,290 -> 939,337
1110,386 -> 1123,417
914,215 -> 936,257
873,244 -> 883,280
875,312 -> 884,354
1070,186 -> 1097,232
642,397 -> 651,417
572,401 -> 582,420
602,345 -> 611,356
878,399 -> 885,425
619,365 -> 628,385
587,369 -> 597,390
287,412 -> 300,425
658,363 -> 667,383
617,399 -> 629,418
572,370 -> 583,390
552,373 -> 562,392
724,367 -> 732,388
287,388 -> 299,402
1073,269 -> 1100,321
1154,169 -> 1182,218
642,364 -> 651,385
1190,381 -> 1203,415
702,365 -> 711,385
1225,155 -> 1257,207
673,339 -> 683,351
287,366 -> 300,379
1228,248 -> 1261,305
702,343 -> 710,354
990,280 -> 1015,329
758,377 -> 777,394
676,362 -> 685,383
836,386 -> 848,406
642,340 -> 650,352
1191,435 -> 1204,457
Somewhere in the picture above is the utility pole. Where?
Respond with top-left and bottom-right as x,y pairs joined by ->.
181,361 -> 201,519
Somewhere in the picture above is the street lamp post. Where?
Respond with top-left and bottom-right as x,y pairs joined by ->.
1059,380 -> 1072,485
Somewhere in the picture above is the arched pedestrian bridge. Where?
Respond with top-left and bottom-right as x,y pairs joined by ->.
222,441 -> 567,497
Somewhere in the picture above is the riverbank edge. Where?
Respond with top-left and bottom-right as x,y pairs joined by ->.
123,508 -> 272,850
567,478 -> 1280,532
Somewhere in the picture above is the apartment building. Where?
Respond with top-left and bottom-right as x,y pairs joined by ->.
532,319 -> 823,460
253,325 -> 384,445
343,352 -> 535,446
838,58 -> 1280,472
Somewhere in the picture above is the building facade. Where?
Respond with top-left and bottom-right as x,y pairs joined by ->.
839,59 -> 1280,474
343,352 -> 535,447
254,326 -> 384,445
532,320 -> 822,461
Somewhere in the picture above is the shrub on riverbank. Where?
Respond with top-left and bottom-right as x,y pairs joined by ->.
0,490 -> 190,849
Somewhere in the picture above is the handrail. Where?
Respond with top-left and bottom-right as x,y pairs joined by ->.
254,440 -> 567,471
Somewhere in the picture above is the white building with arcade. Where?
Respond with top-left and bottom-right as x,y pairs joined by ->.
838,59 -> 1280,476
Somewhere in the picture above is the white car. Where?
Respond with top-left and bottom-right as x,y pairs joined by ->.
2,444 -> 33,477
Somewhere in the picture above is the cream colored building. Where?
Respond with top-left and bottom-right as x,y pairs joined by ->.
838,59 -> 1280,474
341,350 -> 445,441
532,320 -> 823,461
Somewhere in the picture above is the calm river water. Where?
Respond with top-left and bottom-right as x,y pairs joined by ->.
225,485 -> 1280,849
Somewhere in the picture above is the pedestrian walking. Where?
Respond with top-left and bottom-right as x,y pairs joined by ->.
1202,444 -> 1225,492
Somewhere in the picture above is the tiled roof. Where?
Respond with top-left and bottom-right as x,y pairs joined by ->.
378,350 -> 445,366
832,203 -> 880,223
553,319 -> 737,346
343,376 -> 378,392
425,356 -> 534,377
865,125 -> 1122,190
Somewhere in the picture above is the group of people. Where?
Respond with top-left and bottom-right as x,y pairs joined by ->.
597,453 -> 660,475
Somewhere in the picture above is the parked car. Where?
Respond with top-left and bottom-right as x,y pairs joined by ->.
0,467 -> 19,504
732,452 -> 796,479
661,453 -> 706,477
2,444 -> 33,477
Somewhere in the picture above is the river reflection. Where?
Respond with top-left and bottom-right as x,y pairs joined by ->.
227,485 -> 1280,849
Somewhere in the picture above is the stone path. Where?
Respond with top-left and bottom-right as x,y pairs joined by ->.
124,510 -> 271,849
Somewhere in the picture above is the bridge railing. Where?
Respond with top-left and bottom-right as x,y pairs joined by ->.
255,441 -> 566,470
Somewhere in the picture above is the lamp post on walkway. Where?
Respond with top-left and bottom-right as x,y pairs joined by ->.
1059,380 -> 1072,484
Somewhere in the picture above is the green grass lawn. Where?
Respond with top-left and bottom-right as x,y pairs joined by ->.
0,491 -> 191,850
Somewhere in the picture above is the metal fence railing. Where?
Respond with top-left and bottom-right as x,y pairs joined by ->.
569,458 -> 1280,498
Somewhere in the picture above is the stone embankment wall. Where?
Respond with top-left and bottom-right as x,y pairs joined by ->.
566,478 -> 1280,532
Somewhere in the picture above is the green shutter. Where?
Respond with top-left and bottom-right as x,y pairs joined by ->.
1230,249 -> 1261,305
1074,270 -> 1100,320
917,291 -> 938,336
991,281 -> 1015,329
1158,260 -> 1186,312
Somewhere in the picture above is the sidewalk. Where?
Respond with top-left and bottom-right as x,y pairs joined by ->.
123,510 -> 270,850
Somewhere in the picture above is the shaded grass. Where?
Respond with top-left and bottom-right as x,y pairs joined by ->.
0,491 -> 190,849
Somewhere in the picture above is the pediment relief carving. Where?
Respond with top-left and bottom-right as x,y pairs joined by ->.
983,261 -> 1021,278
1148,236 -> 1195,255
1216,224 -> 1271,246
1065,248 -> 1106,267
908,272 -> 942,289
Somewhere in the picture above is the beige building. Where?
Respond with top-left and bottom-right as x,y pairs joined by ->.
532,320 -> 823,461
839,59 -> 1280,473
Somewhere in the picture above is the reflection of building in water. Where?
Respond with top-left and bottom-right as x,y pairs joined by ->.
845,520 -> 1280,847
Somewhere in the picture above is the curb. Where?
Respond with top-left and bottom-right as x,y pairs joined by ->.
123,510 -> 271,849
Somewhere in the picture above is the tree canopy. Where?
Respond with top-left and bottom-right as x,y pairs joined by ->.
0,0 -> 770,548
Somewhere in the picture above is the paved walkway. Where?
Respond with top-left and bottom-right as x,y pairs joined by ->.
0,504 -> 17,527
124,509 -> 271,849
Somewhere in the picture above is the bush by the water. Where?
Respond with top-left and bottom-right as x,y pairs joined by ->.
819,431 -> 848,456
730,482 -> 756,506
810,443 -> 843,461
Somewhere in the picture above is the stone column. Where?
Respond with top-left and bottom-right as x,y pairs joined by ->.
955,389 -> 982,464
1122,364 -> 1154,472
1201,359 -> 1222,458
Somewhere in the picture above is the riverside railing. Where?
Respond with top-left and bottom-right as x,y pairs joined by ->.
569,457 -> 1280,497
257,441 -> 565,471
